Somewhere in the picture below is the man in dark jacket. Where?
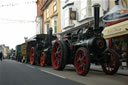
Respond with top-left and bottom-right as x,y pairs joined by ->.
0,52 -> 3,61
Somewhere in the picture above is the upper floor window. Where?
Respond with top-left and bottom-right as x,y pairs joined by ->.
79,0 -> 92,20
64,8 -> 70,27
53,0 -> 57,12
46,7 -> 49,18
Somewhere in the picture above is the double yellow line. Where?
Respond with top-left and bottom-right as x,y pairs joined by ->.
121,0 -> 128,8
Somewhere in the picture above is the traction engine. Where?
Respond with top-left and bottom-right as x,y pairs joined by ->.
52,4 -> 120,76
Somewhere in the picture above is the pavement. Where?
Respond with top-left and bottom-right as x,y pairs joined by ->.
67,64 -> 128,76
90,64 -> 128,76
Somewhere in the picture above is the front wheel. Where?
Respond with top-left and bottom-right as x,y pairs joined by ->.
52,40 -> 67,70
101,49 -> 120,75
75,47 -> 90,76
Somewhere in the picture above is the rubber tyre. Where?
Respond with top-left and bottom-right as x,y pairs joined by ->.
52,40 -> 67,70
75,47 -> 90,76
101,49 -> 120,75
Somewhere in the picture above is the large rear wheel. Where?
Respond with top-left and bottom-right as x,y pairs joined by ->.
101,49 -> 120,75
75,47 -> 90,76
52,40 -> 67,70
30,47 -> 35,65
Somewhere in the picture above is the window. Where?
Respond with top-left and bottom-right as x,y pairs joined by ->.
52,17 -> 57,34
79,0 -> 92,20
64,8 -> 69,27
36,17 -> 42,34
46,7 -> 49,18
54,20 -> 57,33
45,23 -> 49,34
53,0 -> 57,12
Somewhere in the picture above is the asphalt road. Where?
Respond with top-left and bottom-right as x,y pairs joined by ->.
0,59 -> 84,85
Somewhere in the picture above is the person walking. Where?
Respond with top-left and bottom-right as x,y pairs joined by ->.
0,52 -> 3,61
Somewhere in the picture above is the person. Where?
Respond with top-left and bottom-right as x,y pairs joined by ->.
0,52 -> 3,61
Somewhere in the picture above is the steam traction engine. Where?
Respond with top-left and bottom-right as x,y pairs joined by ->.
30,29 -> 57,66
52,4 -> 120,76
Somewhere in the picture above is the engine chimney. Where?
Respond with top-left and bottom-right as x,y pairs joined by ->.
93,3 -> 100,31
49,27 -> 53,47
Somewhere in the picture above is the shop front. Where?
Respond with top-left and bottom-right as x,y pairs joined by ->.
102,20 -> 128,68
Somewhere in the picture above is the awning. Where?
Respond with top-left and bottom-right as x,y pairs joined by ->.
102,20 -> 128,39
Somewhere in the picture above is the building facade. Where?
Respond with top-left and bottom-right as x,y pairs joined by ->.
36,0 -> 44,34
60,0 -> 109,33
42,0 -> 61,34
0,44 -> 10,59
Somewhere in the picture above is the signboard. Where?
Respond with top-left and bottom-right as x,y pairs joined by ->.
70,10 -> 76,20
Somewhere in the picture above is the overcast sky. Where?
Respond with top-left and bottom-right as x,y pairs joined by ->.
0,0 -> 37,49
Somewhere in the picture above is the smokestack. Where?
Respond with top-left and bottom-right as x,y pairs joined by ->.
49,27 -> 53,47
93,3 -> 100,31
115,0 -> 119,5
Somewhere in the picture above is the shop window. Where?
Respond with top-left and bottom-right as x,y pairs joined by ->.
53,0 -> 57,12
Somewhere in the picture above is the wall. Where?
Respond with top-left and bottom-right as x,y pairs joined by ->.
36,0 -> 44,34
43,0 -> 61,34
60,0 -> 109,32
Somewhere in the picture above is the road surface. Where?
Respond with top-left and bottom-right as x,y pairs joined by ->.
0,59 -> 128,85
0,59 -> 84,85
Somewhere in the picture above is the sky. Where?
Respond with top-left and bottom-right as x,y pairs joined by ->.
0,0 -> 37,49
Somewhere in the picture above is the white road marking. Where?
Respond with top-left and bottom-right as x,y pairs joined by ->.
40,69 -> 66,79
26,65 -> 35,69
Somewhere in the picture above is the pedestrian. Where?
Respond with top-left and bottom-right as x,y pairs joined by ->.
0,52 -> 3,61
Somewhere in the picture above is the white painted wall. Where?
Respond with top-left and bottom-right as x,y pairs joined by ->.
60,0 -> 109,32
36,16 -> 42,34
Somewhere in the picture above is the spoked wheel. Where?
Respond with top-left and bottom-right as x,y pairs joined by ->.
40,52 -> 46,67
101,49 -> 120,75
75,47 -> 90,76
30,47 -> 35,65
52,40 -> 67,70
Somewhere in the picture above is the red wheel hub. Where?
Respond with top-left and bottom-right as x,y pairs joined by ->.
40,53 -> 45,67
30,48 -> 34,65
75,49 -> 88,75
52,42 -> 62,69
